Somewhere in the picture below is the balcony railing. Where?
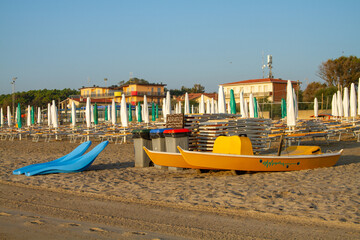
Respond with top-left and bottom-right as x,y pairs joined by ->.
123,91 -> 166,97
70,93 -> 117,98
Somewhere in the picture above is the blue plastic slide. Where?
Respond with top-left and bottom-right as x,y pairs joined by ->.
13,141 -> 92,175
25,141 -> 109,176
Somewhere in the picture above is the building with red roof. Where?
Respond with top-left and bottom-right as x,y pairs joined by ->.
220,78 -> 300,103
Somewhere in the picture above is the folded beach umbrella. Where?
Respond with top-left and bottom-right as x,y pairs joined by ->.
0,107 -> 3,127
7,106 -> 11,127
104,106 -> 108,121
107,104 -> 111,122
343,87 -> 350,118
175,103 -> 179,114
31,106 -> 35,125
206,99 -> 211,114
27,105 -> 31,127
120,94 -> 128,127
227,102 -> 231,114
199,95 -> 205,114
90,104 -> 94,123
178,101 -> 182,114
191,105 -> 194,114
156,104 -> 159,119
244,99 -> 249,117
166,91 -> 171,118
254,97 -> 259,118
292,88 -> 298,119
137,102 -> 142,122
286,80 -> 296,128
337,90 -> 343,117
85,97 -> 91,128
218,85 -> 226,113
230,89 -> 236,114
47,103 -> 51,127
71,101 -> 76,127
239,91 -> 247,118
111,99 -> 116,125
135,105 -> 138,121
17,103 -> 22,129
37,107 -> 41,125
152,102 -> 155,121
281,98 -> 286,119
162,98 -> 166,121
350,83 -> 357,120
143,96 -> 149,123
94,103 -> 98,125
314,97 -> 318,118
249,93 -> 254,118
184,92 -> 190,114
214,100 -> 218,114
332,93 -> 338,117
128,104 -> 133,122
51,102 -> 59,128
218,85 -> 226,114
211,98 -> 215,114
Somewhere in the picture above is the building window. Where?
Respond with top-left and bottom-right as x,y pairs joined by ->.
264,85 -> 268,92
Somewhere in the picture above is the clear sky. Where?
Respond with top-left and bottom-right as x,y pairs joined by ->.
1,0 -> 359,95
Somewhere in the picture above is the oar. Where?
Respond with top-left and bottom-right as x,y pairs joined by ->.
277,132 -> 285,156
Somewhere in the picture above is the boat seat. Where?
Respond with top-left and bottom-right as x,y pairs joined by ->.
212,135 -> 253,155
281,146 -> 322,155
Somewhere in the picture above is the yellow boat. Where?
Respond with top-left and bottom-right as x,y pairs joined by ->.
143,147 -> 213,169
177,146 -> 343,172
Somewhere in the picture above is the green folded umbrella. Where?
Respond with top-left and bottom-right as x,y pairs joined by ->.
31,106 -> 35,125
253,97 -> 258,118
152,102 -> 155,121
104,106 -> 108,121
230,89 -> 236,114
128,104 -> 133,122
281,98 -> 287,118
94,103 -> 98,125
137,102 -> 142,122
17,103 -> 22,129
156,104 -> 159,119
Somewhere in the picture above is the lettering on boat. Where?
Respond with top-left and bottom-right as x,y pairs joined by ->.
259,159 -> 299,168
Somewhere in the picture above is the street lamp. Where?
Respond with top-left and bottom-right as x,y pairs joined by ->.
104,78 -> 108,88
11,77 -> 17,121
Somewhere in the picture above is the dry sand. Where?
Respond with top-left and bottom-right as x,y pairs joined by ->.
0,138 -> 360,239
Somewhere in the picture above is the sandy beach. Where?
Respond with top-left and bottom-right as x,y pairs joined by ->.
1,138 -> 360,239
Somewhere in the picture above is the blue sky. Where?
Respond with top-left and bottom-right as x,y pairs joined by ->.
1,0 -> 359,94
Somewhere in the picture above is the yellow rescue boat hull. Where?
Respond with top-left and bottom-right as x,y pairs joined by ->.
143,147 -> 213,169
178,147 -> 343,172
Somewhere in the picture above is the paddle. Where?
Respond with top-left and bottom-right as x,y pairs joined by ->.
277,132 -> 285,156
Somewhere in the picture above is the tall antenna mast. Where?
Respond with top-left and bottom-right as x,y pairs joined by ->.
267,55 -> 273,78
87,77 -> 90,86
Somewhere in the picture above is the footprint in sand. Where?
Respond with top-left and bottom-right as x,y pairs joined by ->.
0,212 -> 12,217
29,220 -> 45,225
60,223 -> 81,227
89,227 -> 107,233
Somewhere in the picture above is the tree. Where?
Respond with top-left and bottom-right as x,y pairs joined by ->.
192,84 -> 205,93
317,56 -> 360,87
302,82 -> 326,102
118,78 -> 149,86
0,88 -> 79,110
